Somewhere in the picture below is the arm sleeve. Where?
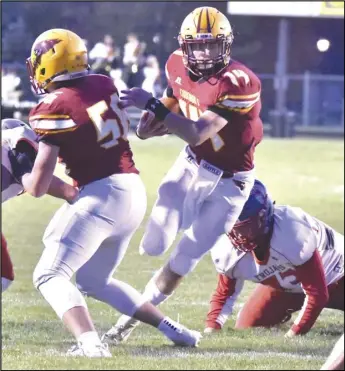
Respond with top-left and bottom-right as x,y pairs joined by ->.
206,274 -> 244,329
291,249 -> 330,335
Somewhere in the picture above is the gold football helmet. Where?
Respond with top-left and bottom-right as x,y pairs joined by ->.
27,29 -> 89,94
178,7 -> 234,77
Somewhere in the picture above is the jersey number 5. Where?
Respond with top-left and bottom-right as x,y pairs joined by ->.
87,93 -> 129,149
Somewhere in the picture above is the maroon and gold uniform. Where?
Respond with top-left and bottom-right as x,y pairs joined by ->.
29,74 -> 138,187
165,49 -> 263,174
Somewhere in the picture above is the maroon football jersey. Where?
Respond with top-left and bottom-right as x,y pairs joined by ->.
29,74 -> 138,186
165,49 -> 263,173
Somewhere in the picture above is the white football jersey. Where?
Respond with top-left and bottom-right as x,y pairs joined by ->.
1,125 -> 38,203
211,205 -> 344,294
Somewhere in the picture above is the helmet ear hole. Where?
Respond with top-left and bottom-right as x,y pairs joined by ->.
40,68 -> 46,76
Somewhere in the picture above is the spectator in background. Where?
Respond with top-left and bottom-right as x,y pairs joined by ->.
89,34 -> 121,76
109,69 -> 128,97
2,67 -> 23,106
122,33 -> 146,88
141,55 -> 163,98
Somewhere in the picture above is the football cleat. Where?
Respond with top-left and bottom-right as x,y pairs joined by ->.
102,316 -> 140,344
66,342 -> 112,358
159,317 -> 202,347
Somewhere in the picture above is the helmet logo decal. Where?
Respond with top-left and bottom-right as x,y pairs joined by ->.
32,39 -> 62,72
196,8 -> 204,33
205,8 -> 212,33
196,8 -> 214,34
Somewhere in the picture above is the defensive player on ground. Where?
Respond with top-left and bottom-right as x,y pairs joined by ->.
14,29 -> 201,357
203,180 -> 344,337
1,118 -> 78,292
103,6 -> 263,343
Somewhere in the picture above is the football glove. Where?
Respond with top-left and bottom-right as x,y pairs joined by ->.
8,149 -> 35,184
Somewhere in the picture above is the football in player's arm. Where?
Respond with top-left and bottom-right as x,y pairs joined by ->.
205,180 -> 344,337
103,6 -> 263,345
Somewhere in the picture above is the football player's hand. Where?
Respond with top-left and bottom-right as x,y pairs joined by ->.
137,111 -> 170,140
8,149 -> 34,184
120,88 -> 153,109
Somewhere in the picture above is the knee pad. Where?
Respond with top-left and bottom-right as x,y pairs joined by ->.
75,271 -> 108,297
139,219 -> 175,257
38,276 -> 87,319
169,231 -> 212,276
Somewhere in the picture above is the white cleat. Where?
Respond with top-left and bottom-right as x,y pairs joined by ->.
204,327 -> 221,334
159,317 -> 202,347
66,342 -> 112,358
102,316 -> 140,345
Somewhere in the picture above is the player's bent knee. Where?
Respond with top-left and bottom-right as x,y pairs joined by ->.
140,222 -> 174,257
38,276 -> 88,319
33,263 -> 71,290
75,272 -> 108,297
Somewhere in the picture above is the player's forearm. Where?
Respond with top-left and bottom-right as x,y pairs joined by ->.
163,113 -> 203,146
47,176 -> 78,202
163,113 -> 214,146
206,275 -> 243,329
21,170 -> 53,198
291,250 -> 329,335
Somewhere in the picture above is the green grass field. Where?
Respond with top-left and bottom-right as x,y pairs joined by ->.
2,136 -> 344,370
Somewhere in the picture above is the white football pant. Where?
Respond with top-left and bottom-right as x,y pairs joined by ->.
33,173 -> 148,319
139,146 -> 255,276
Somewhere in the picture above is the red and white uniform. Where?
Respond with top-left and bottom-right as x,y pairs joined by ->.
207,205 -> 344,335
31,75 -> 147,303
139,52 -> 263,278
1,124 -> 38,291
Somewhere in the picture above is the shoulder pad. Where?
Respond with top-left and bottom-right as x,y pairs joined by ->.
271,206 -> 317,266
29,92 -> 76,135
214,62 -> 261,113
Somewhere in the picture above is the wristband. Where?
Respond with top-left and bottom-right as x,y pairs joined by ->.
145,98 -> 171,122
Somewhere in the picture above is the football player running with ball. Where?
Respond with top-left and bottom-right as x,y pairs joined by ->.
104,7 -> 264,343
14,29 -> 201,357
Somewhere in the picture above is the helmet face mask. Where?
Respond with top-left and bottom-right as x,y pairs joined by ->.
178,7 -> 233,78
179,36 -> 232,77
227,180 -> 275,253
228,209 -> 268,253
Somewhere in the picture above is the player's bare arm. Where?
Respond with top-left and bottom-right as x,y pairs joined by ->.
121,87 -> 227,146
19,141 -> 74,199
46,176 -> 79,203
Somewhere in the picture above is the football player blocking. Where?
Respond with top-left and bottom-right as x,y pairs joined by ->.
9,28 -> 202,357
1,118 -> 79,292
205,180 -> 344,337
104,7 -> 263,342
